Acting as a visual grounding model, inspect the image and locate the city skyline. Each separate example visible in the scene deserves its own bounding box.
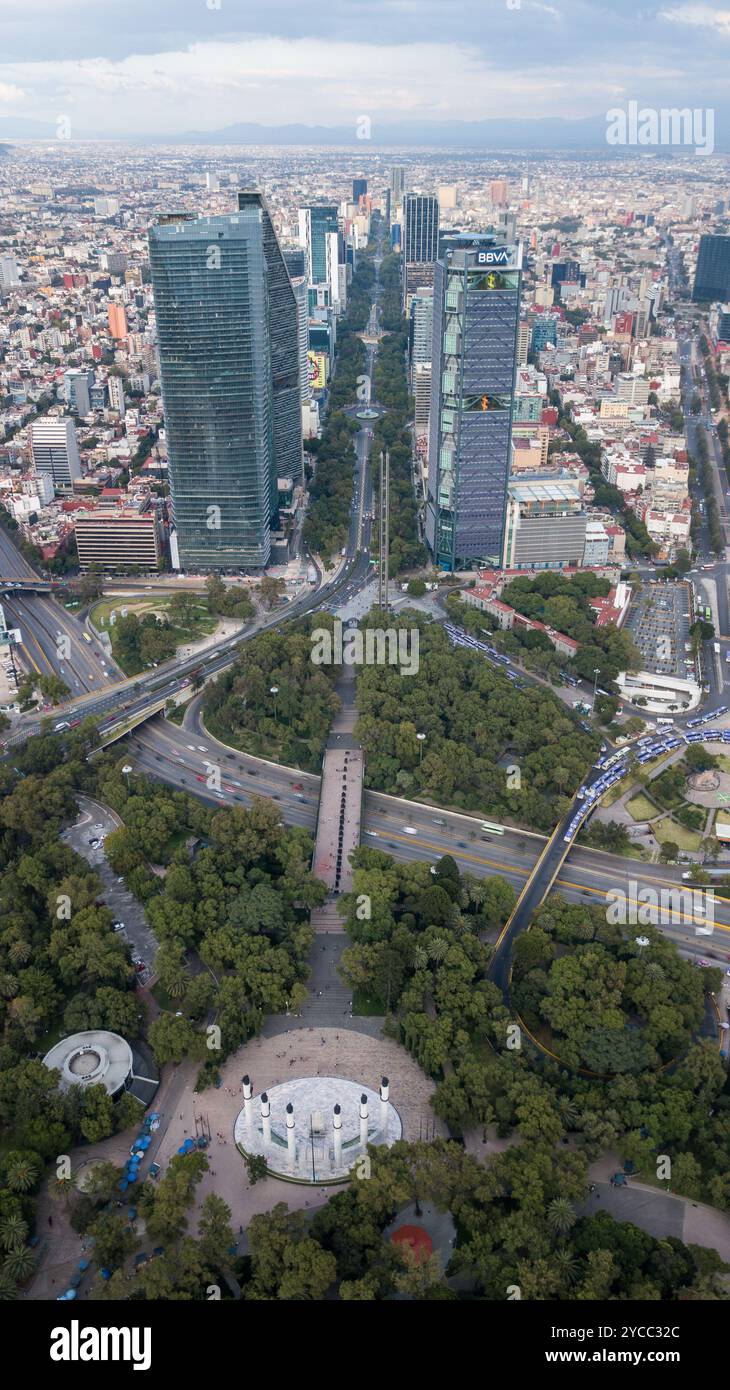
[0,1,729,139]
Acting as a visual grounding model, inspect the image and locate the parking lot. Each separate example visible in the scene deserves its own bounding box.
[62,796,158,984]
[625,582,692,680]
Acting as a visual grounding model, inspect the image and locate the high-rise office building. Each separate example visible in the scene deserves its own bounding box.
[0,254,20,289]
[352,178,367,204]
[426,235,522,570]
[64,368,94,417]
[402,194,439,264]
[73,499,162,571]
[390,166,405,208]
[108,375,126,417]
[108,302,128,340]
[31,416,82,493]
[238,190,303,502]
[490,179,508,207]
[291,275,310,403]
[283,247,306,279]
[410,287,434,379]
[531,313,558,354]
[693,235,730,303]
[149,197,301,571]
[298,205,338,285]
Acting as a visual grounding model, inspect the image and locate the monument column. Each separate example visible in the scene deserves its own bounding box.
[332,1103,342,1170]
[286,1102,296,1171]
[359,1094,369,1152]
[379,1077,389,1136]
[261,1092,271,1149]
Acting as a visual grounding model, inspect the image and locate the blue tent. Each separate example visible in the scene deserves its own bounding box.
[126,1171,138,1184]
[78,1259,90,1272]
[100,1268,112,1281]
[118,1179,128,1192]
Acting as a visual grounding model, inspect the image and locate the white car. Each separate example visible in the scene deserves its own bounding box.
[403,827,418,835]
[364,830,378,837]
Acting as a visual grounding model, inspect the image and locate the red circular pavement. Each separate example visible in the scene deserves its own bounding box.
[391,1225,433,1261]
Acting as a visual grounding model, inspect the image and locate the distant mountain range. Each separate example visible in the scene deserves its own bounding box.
[0,112,726,151]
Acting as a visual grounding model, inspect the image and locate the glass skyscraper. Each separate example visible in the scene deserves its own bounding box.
[426,235,522,571]
[693,235,730,303]
[402,194,439,264]
[149,197,301,571]
[298,205,338,285]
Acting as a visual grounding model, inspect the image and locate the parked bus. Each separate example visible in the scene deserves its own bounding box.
[480,821,505,836]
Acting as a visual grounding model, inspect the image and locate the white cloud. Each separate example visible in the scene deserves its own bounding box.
[0,34,654,131]
[0,82,25,103]
[660,5,730,35]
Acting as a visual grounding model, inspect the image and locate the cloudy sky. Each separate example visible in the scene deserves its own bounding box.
[0,0,728,136]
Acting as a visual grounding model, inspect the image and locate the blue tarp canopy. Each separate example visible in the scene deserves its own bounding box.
[78,1259,90,1271]
[118,1179,128,1192]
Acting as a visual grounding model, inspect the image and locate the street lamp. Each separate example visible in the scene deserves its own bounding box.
[270,685,279,722]
[591,667,600,713]
[416,731,426,763]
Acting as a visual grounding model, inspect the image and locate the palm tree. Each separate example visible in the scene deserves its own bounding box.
[557,1096,579,1129]
[553,1246,581,1286]
[8,940,30,968]
[3,1244,36,1283]
[0,1214,27,1251]
[427,938,449,964]
[546,1196,577,1240]
[0,1269,17,1301]
[5,1157,40,1194]
[411,945,429,972]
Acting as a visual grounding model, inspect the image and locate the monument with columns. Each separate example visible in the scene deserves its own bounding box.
[234,1074,401,1184]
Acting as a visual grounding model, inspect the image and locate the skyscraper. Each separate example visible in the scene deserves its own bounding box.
[298,205,338,285]
[390,166,405,208]
[291,275,310,403]
[108,302,128,340]
[149,198,301,571]
[238,190,303,504]
[64,367,94,417]
[352,178,367,204]
[426,235,522,571]
[0,254,20,289]
[31,416,82,494]
[693,235,730,302]
[402,194,439,264]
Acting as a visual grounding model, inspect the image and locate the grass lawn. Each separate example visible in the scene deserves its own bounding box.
[602,779,630,808]
[352,988,385,1017]
[626,793,659,821]
[653,815,704,852]
[90,593,218,675]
